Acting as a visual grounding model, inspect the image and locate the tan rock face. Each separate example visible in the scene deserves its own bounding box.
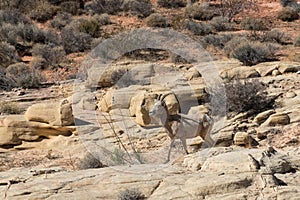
[25,98,74,127]
[0,115,74,146]
[254,110,276,124]
[220,66,260,80]
[262,113,291,126]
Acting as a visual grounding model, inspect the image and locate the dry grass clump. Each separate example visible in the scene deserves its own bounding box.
[118,188,146,200]
[209,16,234,32]
[122,0,153,18]
[61,27,92,53]
[77,152,104,170]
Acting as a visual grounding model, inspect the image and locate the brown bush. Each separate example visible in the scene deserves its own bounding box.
[225,79,273,117]
[277,7,299,22]
[145,13,168,27]
[157,0,186,8]
[184,20,212,36]
[185,2,217,21]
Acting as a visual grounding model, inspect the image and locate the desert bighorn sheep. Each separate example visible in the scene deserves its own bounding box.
[148,93,214,162]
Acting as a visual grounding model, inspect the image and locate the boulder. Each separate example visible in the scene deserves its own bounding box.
[278,62,300,74]
[234,132,252,147]
[255,62,278,77]
[25,98,74,126]
[262,113,290,127]
[253,110,276,124]
[0,115,74,146]
[220,66,260,80]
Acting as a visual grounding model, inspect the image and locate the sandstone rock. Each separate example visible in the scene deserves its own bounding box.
[278,62,300,74]
[25,98,74,126]
[234,132,251,146]
[255,62,278,77]
[253,110,275,124]
[286,91,296,98]
[220,66,260,80]
[262,113,290,126]
[272,69,281,76]
[0,115,74,146]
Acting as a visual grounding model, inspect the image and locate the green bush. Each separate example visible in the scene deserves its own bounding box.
[61,27,92,53]
[157,0,186,8]
[294,35,300,47]
[0,101,21,114]
[32,44,66,69]
[209,16,234,32]
[118,188,146,200]
[185,2,217,21]
[277,7,299,22]
[225,79,273,117]
[77,19,100,37]
[240,17,268,32]
[145,13,168,28]
[230,41,278,66]
[121,0,153,18]
[184,20,212,36]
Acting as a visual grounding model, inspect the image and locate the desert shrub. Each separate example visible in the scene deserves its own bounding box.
[16,71,43,89]
[185,2,217,21]
[30,57,47,70]
[77,152,104,169]
[0,42,20,68]
[61,27,92,53]
[202,33,234,49]
[277,7,299,22]
[263,29,290,44]
[184,20,212,36]
[121,0,153,18]
[44,30,61,45]
[32,44,66,68]
[0,9,31,25]
[219,0,258,21]
[28,1,58,22]
[6,63,29,78]
[145,13,168,28]
[224,36,249,56]
[77,19,100,37]
[0,101,21,114]
[294,35,300,47]
[157,0,186,8]
[230,41,278,66]
[209,16,234,32]
[280,0,297,7]
[93,13,111,26]
[240,17,268,32]
[225,79,273,117]
[0,68,14,90]
[16,23,46,43]
[118,188,146,200]
[50,12,72,29]
[60,1,80,15]
[280,0,300,10]
[84,0,123,15]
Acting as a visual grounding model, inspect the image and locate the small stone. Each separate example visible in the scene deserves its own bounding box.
[272,69,281,76]
[286,91,296,98]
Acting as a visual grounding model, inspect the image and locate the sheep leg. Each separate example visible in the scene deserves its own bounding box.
[166,138,175,163]
[181,138,189,154]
